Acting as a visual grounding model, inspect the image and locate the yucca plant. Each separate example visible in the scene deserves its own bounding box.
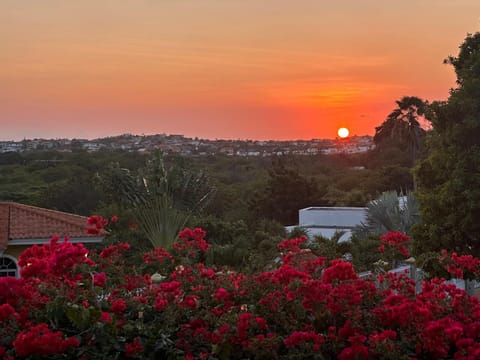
[353,190,420,239]
[98,153,215,249]
[134,194,189,248]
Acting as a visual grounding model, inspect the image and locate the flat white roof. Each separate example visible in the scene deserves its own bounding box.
[301,207,367,211]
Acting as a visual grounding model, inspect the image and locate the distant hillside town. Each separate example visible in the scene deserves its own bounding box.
[0,133,374,157]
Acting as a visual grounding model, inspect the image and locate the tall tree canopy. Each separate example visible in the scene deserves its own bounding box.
[374,96,430,166]
[250,158,326,225]
[413,32,480,258]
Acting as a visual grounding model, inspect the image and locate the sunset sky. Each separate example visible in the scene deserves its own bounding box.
[2,1,480,141]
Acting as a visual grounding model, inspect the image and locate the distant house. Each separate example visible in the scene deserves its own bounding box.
[286,206,367,242]
[0,202,103,278]
[219,147,235,156]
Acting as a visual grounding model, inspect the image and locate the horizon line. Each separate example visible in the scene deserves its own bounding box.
[0,132,373,143]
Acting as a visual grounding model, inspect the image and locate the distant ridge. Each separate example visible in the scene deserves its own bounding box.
[0,134,374,157]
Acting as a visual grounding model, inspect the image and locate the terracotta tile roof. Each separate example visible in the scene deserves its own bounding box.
[0,202,103,251]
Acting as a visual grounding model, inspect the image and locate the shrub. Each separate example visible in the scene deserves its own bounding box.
[0,222,479,359]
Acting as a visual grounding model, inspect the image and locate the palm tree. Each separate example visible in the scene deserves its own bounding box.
[353,190,420,239]
[374,96,431,166]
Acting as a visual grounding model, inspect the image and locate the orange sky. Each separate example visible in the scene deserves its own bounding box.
[2,1,480,140]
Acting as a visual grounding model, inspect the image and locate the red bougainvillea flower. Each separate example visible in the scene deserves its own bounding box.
[439,250,480,278]
[125,338,143,358]
[13,323,79,357]
[214,288,231,302]
[4,227,480,359]
[93,272,107,287]
[237,312,253,340]
[277,236,307,253]
[86,215,108,235]
[284,331,324,351]
[380,231,410,258]
[143,246,174,265]
[322,259,357,284]
[18,236,94,280]
[154,295,168,311]
[0,303,15,322]
[111,299,127,315]
[99,312,113,324]
[174,228,210,253]
[338,334,369,360]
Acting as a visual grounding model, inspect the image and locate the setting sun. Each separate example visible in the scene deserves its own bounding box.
[337,127,350,138]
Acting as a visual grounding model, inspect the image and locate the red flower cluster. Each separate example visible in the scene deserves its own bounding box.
[100,311,113,324]
[18,236,93,281]
[110,298,127,315]
[125,338,143,358]
[0,303,15,322]
[284,331,325,351]
[143,246,174,264]
[13,323,79,357]
[214,287,231,302]
[379,231,410,257]
[440,249,480,279]
[338,334,368,360]
[86,215,109,235]
[322,259,358,284]
[174,228,210,253]
[237,312,253,340]
[93,272,107,287]
[0,226,479,359]
[277,236,307,252]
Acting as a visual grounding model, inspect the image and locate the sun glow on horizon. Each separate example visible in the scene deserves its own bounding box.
[0,0,473,140]
[337,127,349,138]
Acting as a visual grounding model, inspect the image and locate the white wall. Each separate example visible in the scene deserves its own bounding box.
[299,207,367,227]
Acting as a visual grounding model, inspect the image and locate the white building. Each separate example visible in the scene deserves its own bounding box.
[287,206,367,242]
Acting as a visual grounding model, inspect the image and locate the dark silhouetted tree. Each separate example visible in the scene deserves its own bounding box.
[374,96,431,166]
[413,33,480,262]
[250,158,326,225]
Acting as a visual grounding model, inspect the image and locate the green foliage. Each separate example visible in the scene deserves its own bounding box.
[98,153,215,249]
[0,150,147,210]
[375,166,414,193]
[0,137,424,265]
[374,96,430,166]
[191,215,251,268]
[0,151,23,165]
[353,191,419,239]
[192,215,285,272]
[413,32,480,259]
[41,173,102,215]
[250,158,327,225]
[369,96,432,193]
[0,160,47,205]
[308,232,351,263]
[350,234,382,273]
[287,227,309,239]
[135,194,190,249]
[246,219,287,271]
[0,141,416,225]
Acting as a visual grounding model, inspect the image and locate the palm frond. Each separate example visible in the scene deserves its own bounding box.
[353,191,420,238]
[134,194,189,249]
